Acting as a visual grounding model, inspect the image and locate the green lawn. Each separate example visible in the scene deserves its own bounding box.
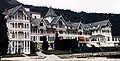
[42,50,73,55]
[2,54,24,58]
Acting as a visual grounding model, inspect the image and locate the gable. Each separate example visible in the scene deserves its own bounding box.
[53,16,67,26]
[38,19,47,27]
[12,8,29,19]
[77,22,84,29]
[4,5,31,20]
[57,18,66,25]
[106,21,112,27]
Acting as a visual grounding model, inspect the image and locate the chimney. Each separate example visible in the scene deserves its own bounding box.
[3,8,8,15]
[5,8,8,12]
[2,8,8,15]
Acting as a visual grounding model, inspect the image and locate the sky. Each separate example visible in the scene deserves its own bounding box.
[17,0,120,13]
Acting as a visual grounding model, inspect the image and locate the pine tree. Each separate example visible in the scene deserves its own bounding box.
[0,10,9,56]
[42,36,49,51]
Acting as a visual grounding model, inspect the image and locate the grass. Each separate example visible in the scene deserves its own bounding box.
[2,54,24,58]
[42,50,73,55]
[26,53,38,56]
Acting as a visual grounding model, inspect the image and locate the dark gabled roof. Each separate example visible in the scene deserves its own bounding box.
[67,21,83,29]
[45,7,57,17]
[73,22,83,29]
[3,5,31,19]
[51,16,61,25]
[44,20,50,25]
[50,16,67,26]
[83,20,111,30]
[66,22,74,27]
[31,19,40,26]
[3,5,22,16]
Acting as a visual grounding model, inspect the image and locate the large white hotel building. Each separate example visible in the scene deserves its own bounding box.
[3,5,120,54]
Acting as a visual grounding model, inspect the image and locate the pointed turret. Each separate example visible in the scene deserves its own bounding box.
[45,7,57,17]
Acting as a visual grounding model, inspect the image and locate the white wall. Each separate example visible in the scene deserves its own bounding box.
[32,13,41,19]
[25,8,30,12]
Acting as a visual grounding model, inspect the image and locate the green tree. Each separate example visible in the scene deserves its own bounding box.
[0,10,9,56]
[42,36,49,51]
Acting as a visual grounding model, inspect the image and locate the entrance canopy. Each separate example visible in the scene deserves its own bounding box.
[78,36,85,41]
[89,34,105,39]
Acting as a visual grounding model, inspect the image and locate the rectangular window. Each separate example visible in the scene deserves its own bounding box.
[108,37,110,41]
[34,16,37,19]
[102,30,110,33]
[36,36,37,41]
[59,31,63,34]
[25,33,26,38]
[33,36,35,41]
[12,32,15,38]
[112,38,114,41]
[59,21,62,25]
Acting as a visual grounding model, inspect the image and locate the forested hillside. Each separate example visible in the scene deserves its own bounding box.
[24,5,120,36]
[0,0,120,36]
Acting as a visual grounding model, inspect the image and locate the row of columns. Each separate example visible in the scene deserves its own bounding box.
[10,31,29,39]
[112,37,120,41]
[10,22,30,29]
[31,28,45,34]
[11,11,28,20]
[8,41,30,54]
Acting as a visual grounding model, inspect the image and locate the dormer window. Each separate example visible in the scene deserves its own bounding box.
[34,16,37,19]
[40,29,43,33]
[59,21,62,25]
[79,26,82,29]
[18,10,23,19]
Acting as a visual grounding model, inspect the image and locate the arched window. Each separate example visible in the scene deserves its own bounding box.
[18,11,23,19]
[40,29,43,33]
[59,21,62,25]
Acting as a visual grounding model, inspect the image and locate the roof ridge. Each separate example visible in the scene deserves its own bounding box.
[4,5,22,16]
[45,7,57,17]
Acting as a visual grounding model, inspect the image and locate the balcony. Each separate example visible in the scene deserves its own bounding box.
[10,28,30,31]
[10,38,30,41]
[10,19,30,23]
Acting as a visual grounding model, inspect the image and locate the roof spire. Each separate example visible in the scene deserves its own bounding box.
[45,7,57,17]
